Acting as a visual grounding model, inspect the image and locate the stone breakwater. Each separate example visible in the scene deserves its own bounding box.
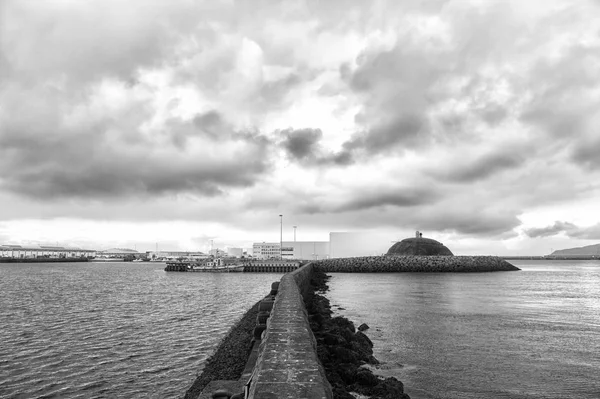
[306,269,410,399]
[314,255,520,273]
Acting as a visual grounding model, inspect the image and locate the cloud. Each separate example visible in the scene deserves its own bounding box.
[524,221,578,238]
[524,221,600,240]
[429,148,527,183]
[279,128,355,166]
[297,187,440,214]
[0,90,272,199]
[280,128,323,161]
[2,0,600,254]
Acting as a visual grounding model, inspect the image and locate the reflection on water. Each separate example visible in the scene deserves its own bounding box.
[327,260,600,399]
[0,262,283,398]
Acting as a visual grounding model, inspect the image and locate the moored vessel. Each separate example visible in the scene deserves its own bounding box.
[165,257,244,272]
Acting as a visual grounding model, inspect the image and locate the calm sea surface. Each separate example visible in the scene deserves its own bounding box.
[0,262,283,399]
[327,260,600,399]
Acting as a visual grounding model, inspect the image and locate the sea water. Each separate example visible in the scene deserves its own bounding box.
[0,262,283,398]
[326,260,600,399]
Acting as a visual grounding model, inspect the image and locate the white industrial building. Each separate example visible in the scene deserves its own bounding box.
[329,232,395,258]
[252,231,396,260]
[281,241,329,260]
[252,242,281,259]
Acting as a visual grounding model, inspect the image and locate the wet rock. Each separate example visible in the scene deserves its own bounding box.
[358,323,369,331]
[304,269,411,399]
[355,369,379,386]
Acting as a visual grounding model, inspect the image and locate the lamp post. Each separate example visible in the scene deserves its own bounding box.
[279,214,283,259]
[293,226,297,242]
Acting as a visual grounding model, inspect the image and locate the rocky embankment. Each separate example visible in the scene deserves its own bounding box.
[183,301,260,399]
[305,269,410,399]
[314,255,519,273]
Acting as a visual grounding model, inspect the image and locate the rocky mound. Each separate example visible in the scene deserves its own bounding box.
[387,237,453,256]
[314,255,520,273]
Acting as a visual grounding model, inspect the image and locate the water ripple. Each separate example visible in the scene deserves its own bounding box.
[0,262,284,398]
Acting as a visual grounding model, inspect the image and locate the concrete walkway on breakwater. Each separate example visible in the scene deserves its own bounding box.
[197,263,332,399]
[197,256,519,398]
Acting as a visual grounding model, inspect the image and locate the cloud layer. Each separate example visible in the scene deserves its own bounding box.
[1,0,600,252]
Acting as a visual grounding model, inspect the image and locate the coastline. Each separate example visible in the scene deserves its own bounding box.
[183,301,260,399]
[0,257,90,263]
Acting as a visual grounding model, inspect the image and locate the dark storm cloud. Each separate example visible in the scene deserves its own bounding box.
[430,149,526,183]
[525,221,600,240]
[280,128,355,166]
[344,114,428,154]
[0,106,272,199]
[281,128,323,160]
[571,136,600,170]
[519,43,600,141]
[524,221,577,238]
[296,187,440,214]
[337,189,439,212]
[418,209,521,237]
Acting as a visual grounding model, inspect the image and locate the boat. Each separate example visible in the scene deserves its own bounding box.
[165,257,245,272]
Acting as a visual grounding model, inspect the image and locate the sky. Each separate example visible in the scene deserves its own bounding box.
[1,0,600,255]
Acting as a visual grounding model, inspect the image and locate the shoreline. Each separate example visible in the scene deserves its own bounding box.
[305,269,410,399]
[183,301,260,399]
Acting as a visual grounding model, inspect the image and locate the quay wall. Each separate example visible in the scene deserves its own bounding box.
[246,263,332,398]
[314,255,520,272]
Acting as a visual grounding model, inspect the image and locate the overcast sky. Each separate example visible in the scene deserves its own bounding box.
[1,0,599,255]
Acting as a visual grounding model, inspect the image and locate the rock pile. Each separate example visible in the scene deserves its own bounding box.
[314,255,519,273]
[305,270,410,399]
[387,237,454,256]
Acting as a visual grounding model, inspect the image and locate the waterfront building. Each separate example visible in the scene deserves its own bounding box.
[97,248,140,259]
[147,251,208,260]
[252,232,398,260]
[252,242,281,259]
[0,244,96,259]
[329,232,396,258]
[281,241,329,260]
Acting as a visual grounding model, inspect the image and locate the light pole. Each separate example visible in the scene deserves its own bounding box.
[279,214,283,259]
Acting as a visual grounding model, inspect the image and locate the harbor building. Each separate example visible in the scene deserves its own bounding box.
[148,251,209,260]
[252,231,398,260]
[252,242,281,259]
[251,241,329,260]
[329,232,395,258]
[281,241,329,260]
[0,244,96,259]
[96,248,140,259]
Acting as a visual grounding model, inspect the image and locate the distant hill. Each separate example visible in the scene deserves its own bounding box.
[551,243,600,256]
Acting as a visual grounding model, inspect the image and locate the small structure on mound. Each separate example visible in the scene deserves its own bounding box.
[387,231,454,256]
